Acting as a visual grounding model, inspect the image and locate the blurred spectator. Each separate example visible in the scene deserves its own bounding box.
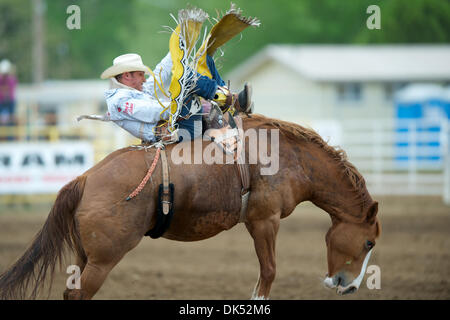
[0,59,17,127]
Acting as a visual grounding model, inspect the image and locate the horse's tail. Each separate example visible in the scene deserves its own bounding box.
[0,175,87,300]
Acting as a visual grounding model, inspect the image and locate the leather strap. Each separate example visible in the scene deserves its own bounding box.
[239,190,250,223]
[225,92,233,107]
[237,162,250,194]
[218,86,237,110]
[160,148,171,215]
[236,152,250,223]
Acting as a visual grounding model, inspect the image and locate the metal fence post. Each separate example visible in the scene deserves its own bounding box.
[408,120,417,194]
[444,119,450,205]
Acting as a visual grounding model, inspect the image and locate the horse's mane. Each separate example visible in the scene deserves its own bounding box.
[246,114,372,208]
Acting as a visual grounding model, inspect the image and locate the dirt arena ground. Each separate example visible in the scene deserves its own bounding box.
[0,195,449,300]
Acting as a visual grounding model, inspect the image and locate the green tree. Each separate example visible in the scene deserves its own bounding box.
[45,0,137,80]
[356,0,450,43]
[0,0,32,82]
[1,0,449,83]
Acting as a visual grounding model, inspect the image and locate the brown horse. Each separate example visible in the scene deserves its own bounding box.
[0,114,380,300]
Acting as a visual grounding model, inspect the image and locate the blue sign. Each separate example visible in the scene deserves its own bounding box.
[394,84,449,170]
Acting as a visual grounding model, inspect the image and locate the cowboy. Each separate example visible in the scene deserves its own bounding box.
[100,52,252,143]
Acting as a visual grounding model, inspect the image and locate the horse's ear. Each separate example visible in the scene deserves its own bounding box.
[375,219,381,238]
[366,201,378,225]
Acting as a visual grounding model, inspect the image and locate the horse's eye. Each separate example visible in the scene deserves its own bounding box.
[365,240,374,250]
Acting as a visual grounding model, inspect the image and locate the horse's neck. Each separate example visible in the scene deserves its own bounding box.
[293,143,368,223]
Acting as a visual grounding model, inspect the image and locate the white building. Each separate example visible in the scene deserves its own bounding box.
[226,44,450,124]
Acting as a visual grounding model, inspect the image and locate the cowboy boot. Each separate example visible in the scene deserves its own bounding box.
[236,83,253,113]
[213,83,253,114]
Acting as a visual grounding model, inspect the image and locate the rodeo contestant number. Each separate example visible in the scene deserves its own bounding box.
[223,304,271,315]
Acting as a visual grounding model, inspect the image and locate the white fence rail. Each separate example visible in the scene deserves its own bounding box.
[323,118,449,203]
[1,118,449,204]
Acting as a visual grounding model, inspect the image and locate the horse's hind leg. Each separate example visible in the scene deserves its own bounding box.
[63,254,87,299]
[64,260,118,300]
[63,214,143,299]
[245,213,280,299]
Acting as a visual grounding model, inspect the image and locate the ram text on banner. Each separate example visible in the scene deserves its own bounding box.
[0,142,94,194]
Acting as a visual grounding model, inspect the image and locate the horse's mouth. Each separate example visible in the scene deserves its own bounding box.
[323,275,359,295]
[336,284,357,295]
[325,249,374,296]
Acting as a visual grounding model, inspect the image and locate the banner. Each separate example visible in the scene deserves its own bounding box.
[0,142,94,194]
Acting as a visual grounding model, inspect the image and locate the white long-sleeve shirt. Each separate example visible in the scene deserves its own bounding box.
[104,52,173,142]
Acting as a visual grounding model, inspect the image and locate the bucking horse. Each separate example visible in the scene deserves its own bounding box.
[0,114,380,299]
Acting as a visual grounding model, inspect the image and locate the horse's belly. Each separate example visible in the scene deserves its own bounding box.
[163,162,242,241]
[162,210,240,241]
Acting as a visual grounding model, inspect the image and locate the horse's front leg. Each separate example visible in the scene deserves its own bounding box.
[245,213,280,299]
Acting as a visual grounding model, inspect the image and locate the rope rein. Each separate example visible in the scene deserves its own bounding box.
[126,147,162,201]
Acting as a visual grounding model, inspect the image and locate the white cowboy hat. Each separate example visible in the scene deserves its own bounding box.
[100,53,151,79]
[0,59,12,74]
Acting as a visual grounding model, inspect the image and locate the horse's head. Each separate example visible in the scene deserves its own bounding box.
[323,201,380,295]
